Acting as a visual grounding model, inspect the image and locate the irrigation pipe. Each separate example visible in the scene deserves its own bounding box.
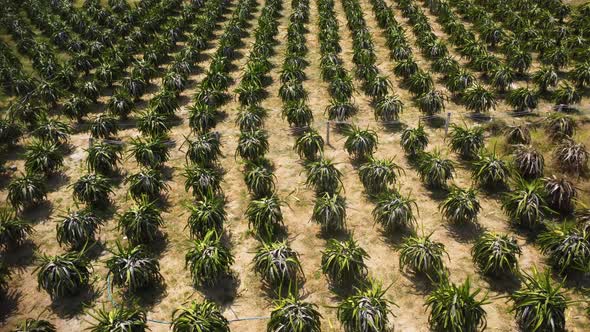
[106,275,269,324]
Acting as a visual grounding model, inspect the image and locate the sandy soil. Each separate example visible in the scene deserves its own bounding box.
[1,0,590,331]
[565,0,588,6]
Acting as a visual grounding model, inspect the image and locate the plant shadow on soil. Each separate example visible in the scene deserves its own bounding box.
[382,121,408,133]
[326,277,366,299]
[144,234,170,259]
[121,282,168,312]
[50,285,101,319]
[425,186,449,202]
[154,192,174,213]
[21,201,53,224]
[47,172,71,192]
[3,240,36,270]
[478,185,508,200]
[559,270,590,290]
[444,221,485,244]
[81,240,107,261]
[400,270,438,295]
[315,227,352,242]
[482,272,522,294]
[93,205,117,224]
[176,94,194,109]
[0,290,20,323]
[158,164,176,180]
[105,171,126,187]
[0,172,12,191]
[200,273,241,305]
[379,226,415,247]
[348,157,366,170]
[0,145,25,165]
[510,225,545,245]
[454,156,477,170]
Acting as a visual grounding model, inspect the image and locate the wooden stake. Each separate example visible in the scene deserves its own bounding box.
[326,121,330,146]
[444,112,451,137]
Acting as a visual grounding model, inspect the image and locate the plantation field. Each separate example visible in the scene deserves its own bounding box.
[1,0,590,331]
